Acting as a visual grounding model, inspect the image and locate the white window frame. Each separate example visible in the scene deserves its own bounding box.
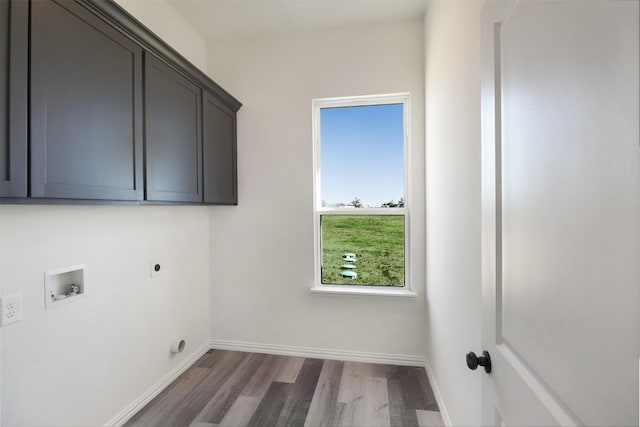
[311,93,416,297]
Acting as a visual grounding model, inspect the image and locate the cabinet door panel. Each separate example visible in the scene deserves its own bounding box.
[203,92,237,204]
[30,0,143,200]
[0,0,27,198]
[145,54,202,202]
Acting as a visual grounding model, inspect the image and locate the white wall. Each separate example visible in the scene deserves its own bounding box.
[207,20,427,358]
[114,0,207,73]
[0,206,210,426]
[0,3,211,425]
[424,1,483,425]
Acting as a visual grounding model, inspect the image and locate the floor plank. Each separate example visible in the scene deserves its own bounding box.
[241,354,282,398]
[273,356,306,383]
[416,409,445,427]
[195,349,228,369]
[276,358,324,427]
[217,395,261,427]
[388,377,419,427]
[242,354,303,399]
[388,366,439,411]
[304,359,345,427]
[338,376,390,427]
[126,351,443,427]
[360,377,390,427]
[125,367,212,426]
[127,351,248,427]
[337,361,385,404]
[246,381,292,426]
[193,352,266,424]
[415,367,439,411]
[189,423,217,427]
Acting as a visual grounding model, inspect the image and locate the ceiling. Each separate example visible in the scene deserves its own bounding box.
[168,0,429,42]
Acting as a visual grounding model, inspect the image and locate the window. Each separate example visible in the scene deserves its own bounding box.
[312,93,411,294]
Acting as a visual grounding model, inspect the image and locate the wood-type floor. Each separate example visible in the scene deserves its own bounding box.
[125,350,444,427]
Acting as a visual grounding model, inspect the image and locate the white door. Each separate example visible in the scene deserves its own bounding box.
[480,1,639,426]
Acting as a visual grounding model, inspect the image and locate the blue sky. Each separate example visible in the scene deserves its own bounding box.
[320,103,404,207]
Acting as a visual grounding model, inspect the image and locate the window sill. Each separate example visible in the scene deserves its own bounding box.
[310,285,418,298]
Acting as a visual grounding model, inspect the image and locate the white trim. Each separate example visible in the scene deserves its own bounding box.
[209,339,425,367]
[311,92,412,291]
[312,93,411,109]
[310,285,417,298]
[318,207,405,216]
[104,341,210,427]
[424,358,453,427]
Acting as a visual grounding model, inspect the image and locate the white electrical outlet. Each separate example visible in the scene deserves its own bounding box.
[0,294,23,326]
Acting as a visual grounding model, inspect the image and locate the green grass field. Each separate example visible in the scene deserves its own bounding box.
[321,215,405,286]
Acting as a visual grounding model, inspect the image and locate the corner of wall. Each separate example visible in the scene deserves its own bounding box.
[112,0,208,73]
[423,1,484,426]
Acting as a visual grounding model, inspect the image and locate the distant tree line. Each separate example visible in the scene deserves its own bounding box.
[347,197,405,208]
[381,197,404,208]
[322,197,405,208]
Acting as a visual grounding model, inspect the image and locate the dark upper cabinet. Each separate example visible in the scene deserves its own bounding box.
[203,91,237,205]
[145,53,203,203]
[30,0,144,200]
[0,0,28,197]
[0,0,240,205]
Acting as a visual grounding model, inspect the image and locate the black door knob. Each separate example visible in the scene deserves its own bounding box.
[466,351,492,374]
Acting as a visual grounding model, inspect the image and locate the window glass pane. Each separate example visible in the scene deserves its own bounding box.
[320,104,404,208]
[321,215,404,286]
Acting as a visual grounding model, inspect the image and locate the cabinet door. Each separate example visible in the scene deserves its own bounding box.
[0,0,27,198]
[30,0,143,200]
[145,54,203,203]
[203,92,237,204]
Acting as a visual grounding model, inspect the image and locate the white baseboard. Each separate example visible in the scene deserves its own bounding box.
[104,341,211,427]
[424,358,452,427]
[209,338,425,367]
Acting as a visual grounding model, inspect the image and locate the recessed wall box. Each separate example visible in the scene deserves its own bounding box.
[44,264,86,310]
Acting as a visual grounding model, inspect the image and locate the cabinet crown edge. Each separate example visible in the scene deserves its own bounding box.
[80,0,242,112]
